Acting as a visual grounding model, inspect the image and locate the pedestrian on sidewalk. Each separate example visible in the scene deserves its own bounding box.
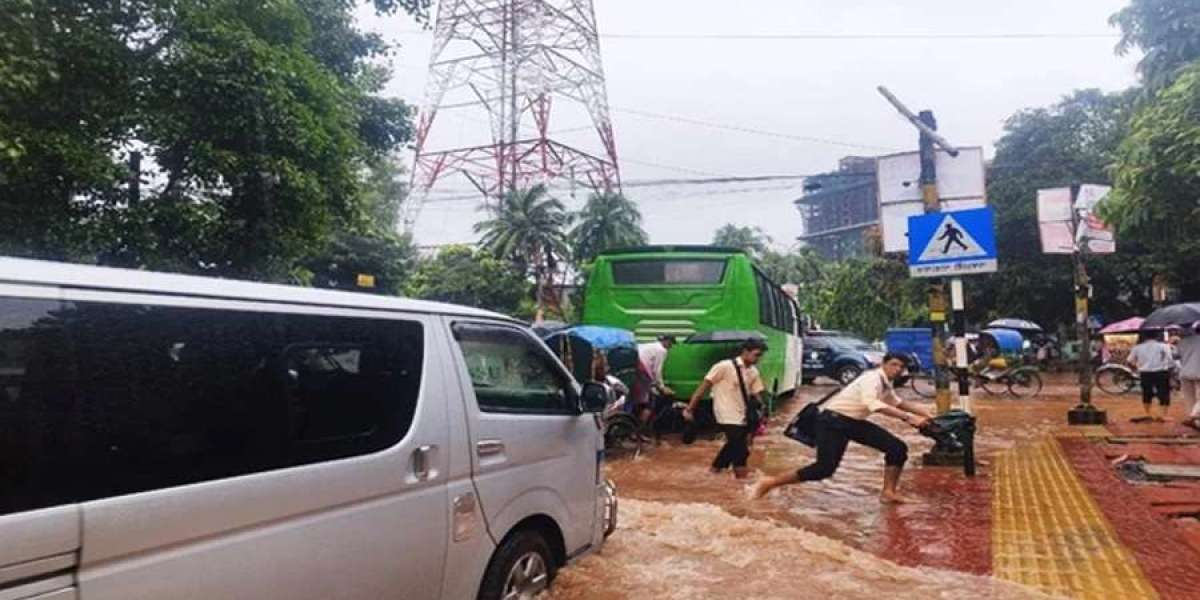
[751,353,933,504]
[682,339,767,480]
[1127,330,1174,423]
[1178,321,1200,430]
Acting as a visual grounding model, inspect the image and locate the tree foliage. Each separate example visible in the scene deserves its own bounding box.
[1112,0,1200,91]
[1103,63,1200,296]
[0,0,428,281]
[570,191,647,262]
[474,185,570,311]
[758,247,924,340]
[974,88,1153,330]
[712,224,770,258]
[407,245,529,315]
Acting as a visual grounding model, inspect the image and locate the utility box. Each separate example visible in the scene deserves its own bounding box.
[885,328,934,372]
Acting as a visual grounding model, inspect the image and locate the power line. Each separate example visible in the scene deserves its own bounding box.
[613,106,899,152]
[389,30,1119,41]
[601,32,1120,41]
[417,172,873,205]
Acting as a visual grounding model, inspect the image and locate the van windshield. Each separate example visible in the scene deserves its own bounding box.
[611,259,726,285]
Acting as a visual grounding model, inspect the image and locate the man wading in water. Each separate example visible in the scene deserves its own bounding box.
[683,340,767,479]
[751,353,933,503]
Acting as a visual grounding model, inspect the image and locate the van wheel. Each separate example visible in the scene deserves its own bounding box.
[478,529,556,600]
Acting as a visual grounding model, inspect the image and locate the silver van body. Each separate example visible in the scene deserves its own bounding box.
[0,257,615,600]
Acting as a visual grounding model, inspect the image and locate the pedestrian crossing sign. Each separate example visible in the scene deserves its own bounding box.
[907,207,997,278]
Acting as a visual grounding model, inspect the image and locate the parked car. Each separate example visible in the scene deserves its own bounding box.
[0,257,616,600]
[801,333,885,385]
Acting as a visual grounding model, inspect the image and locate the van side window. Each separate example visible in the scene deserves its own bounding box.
[452,323,574,414]
[0,297,424,517]
[0,298,74,516]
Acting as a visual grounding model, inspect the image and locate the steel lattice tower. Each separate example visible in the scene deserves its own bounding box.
[404,0,621,230]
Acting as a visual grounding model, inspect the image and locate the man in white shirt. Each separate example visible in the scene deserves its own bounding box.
[683,339,766,479]
[637,335,676,398]
[1128,331,1175,423]
[751,353,933,504]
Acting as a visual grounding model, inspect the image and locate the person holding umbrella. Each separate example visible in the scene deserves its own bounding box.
[1127,330,1174,423]
[1144,303,1200,429]
[1178,321,1200,430]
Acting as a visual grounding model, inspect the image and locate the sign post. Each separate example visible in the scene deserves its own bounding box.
[880,87,990,475]
[1037,185,1114,425]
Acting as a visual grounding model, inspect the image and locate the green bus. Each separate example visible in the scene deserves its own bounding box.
[581,246,803,404]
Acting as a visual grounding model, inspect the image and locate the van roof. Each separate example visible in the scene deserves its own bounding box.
[0,256,515,321]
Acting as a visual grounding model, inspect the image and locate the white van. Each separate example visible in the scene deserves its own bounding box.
[0,257,616,600]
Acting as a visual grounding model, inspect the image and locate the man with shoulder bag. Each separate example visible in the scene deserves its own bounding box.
[683,339,767,479]
[752,352,932,503]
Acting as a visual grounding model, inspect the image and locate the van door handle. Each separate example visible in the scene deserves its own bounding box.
[412,445,435,481]
[477,439,505,457]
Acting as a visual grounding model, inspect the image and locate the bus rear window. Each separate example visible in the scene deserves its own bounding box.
[611,260,726,285]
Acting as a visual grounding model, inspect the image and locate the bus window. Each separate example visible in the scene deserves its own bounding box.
[611,260,726,285]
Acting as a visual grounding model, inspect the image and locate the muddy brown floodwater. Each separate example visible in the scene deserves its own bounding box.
[550,374,1156,599]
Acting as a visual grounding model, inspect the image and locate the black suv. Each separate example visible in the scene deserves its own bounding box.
[801,332,884,385]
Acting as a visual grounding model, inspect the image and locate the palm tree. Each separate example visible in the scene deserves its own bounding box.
[474,185,570,313]
[712,224,771,258]
[570,191,648,263]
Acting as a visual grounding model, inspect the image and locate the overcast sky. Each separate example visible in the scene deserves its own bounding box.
[355,0,1140,249]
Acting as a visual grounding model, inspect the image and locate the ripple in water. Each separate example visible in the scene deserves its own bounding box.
[548,499,1058,600]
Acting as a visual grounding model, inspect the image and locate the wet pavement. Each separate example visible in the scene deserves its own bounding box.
[550,373,1200,599]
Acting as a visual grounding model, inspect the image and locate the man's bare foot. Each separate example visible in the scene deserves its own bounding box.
[749,480,771,500]
[733,468,753,480]
[880,491,915,504]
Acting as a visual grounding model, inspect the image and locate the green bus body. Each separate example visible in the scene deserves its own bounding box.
[581,246,803,403]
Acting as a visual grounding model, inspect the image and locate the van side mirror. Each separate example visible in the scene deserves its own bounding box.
[580,382,609,413]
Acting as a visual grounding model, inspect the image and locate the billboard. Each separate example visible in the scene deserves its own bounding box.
[877,146,987,253]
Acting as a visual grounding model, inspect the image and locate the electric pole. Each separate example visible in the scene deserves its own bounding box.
[879,87,964,417]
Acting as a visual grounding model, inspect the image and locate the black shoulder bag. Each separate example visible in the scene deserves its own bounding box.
[783,386,842,447]
[731,359,765,434]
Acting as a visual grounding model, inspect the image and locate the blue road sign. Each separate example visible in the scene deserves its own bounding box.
[907,207,998,278]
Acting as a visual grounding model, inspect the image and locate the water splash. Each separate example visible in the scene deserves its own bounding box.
[550,499,1057,600]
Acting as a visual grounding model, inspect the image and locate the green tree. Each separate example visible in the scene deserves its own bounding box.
[570,191,648,263]
[1111,0,1200,91]
[1103,63,1200,297]
[712,224,770,258]
[407,245,529,315]
[0,0,429,280]
[977,88,1150,330]
[474,185,570,313]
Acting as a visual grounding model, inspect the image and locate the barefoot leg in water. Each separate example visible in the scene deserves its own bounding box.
[880,466,914,504]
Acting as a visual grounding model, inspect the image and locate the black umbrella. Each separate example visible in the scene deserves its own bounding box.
[684,330,767,344]
[986,318,1043,333]
[1144,303,1200,329]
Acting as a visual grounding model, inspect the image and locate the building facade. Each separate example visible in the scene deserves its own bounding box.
[795,156,879,259]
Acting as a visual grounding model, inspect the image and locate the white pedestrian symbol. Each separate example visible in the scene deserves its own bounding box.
[918,214,987,262]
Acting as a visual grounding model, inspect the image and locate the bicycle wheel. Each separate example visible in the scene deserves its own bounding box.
[980,376,1007,395]
[910,373,937,399]
[1007,368,1043,398]
[1096,367,1136,395]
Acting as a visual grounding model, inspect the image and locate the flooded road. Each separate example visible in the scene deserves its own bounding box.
[552,375,1154,599]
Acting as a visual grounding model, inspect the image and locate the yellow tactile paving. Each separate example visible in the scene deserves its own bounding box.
[992,438,1158,600]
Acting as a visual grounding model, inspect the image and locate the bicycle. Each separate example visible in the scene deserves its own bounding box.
[911,364,1043,399]
[1095,363,1182,395]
